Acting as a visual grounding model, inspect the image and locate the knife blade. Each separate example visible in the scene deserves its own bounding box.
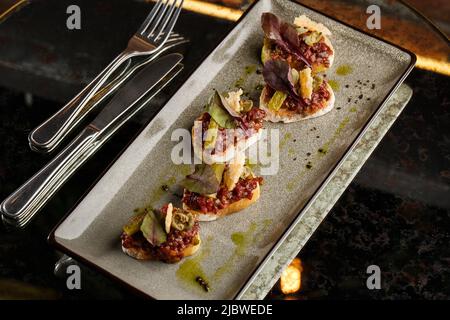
[90,53,183,133]
[11,63,185,227]
[1,54,184,225]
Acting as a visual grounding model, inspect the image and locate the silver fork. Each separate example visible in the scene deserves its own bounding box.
[2,56,185,228]
[29,33,187,153]
[28,0,184,152]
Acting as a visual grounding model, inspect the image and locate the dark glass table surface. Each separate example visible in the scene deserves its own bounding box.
[0,0,448,299]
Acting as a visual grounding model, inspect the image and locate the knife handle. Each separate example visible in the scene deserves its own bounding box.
[1,62,184,228]
[1,126,98,221]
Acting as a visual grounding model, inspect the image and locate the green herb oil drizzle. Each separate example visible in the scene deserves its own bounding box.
[176,236,212,292]
[336,64,353,76]
[328,79,340,91]
[213,219,272,280]
[234,64,257,88]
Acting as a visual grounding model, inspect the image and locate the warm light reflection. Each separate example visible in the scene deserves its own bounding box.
[416,54,450,76]
[146,0,242,21]
[280,258,302,294]
[0,0,28,21]
[147,0,449,76]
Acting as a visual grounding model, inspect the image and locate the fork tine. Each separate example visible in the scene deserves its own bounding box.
[137,0,164,35]
[152,0,184,43]
[151,0,179,41]
[167,32,182,42]
[166,35,185,43]
[160,37,189,51]
[142,0,171,37]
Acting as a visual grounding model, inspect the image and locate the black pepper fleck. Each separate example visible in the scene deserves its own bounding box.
[196,276,210,292]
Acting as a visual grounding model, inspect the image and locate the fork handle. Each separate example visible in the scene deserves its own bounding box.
[28,52,130,150]
[1,126,99,220]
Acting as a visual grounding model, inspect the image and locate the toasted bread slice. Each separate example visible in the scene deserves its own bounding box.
[260,83,335,123]
[183,182,260,221]
[183,235,201,256]
[121,234,201,261]
[192,116,262,164]
[121,234,153,260]
[294,15,334,72]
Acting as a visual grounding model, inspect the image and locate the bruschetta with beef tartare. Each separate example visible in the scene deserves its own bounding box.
[192,89,266,164]
[121,203,201,263]
[181,153,262,221]
[260,59,335,122]
[261,12,334,73]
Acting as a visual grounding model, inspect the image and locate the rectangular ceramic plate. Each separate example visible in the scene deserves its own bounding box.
[49,0,415,300]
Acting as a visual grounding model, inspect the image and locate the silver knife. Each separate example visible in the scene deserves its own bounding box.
[28,36,189,153]
[10,63,184,228]
[1,53,183,225]
[4,65,184,228]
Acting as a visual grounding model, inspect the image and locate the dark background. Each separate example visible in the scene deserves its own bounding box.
[0,0,448,299]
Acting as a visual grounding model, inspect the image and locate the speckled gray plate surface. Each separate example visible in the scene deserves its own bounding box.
[50,0,415,300]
